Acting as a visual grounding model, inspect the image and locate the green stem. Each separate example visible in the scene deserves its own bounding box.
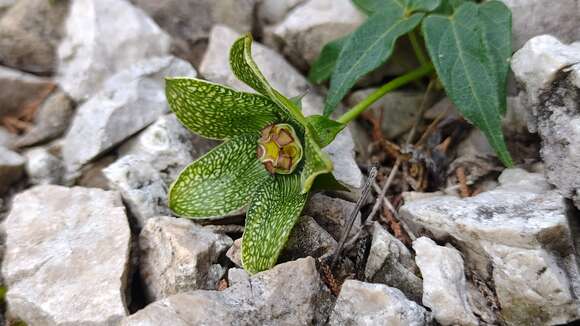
[337,64,434,125]
[409,30,428,66]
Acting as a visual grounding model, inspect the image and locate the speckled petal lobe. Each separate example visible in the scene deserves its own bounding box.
[242,174,308,273]
[166,77,283,140]
[169,135,270,218]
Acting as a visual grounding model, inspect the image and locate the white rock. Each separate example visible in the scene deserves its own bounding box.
[400,168,580,325]
[264,0,365,67]
[227,268,250,287]
[103,155,169,227]
[118,114,216,184]
[122,257,333,325]
[24,147,63,185]
[57,0,171,101]
[226,238,242,267]
[365,222,422,303]
[0,146,24,194]
[2,185,131,325]
[139,216,232,301]
[329,280,430,326]
[413,237,478,326]
[131,0,257,65]
[500,0,580,50]
[62,56,196,174]
[0,126,14,148]
[200,25,363,191]
[257,0,307,26]
[512,36,580,210]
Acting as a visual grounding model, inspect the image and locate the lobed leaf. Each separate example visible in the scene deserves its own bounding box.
[308,35,349,85]
[168,135,270,218]
[353,0,440,14]
[242,174,308,273]
[422,2,513,166]
[166,78,283,140]
[324,10,424,116]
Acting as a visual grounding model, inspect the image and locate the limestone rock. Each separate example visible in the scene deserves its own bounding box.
[365,222,422,303]
[0,66,53,118]
[304,193,361,241]
[264,0,365,68]
[139,216,232,301]
[130,0,257,66]
[0,146,24,194]
[103,155,169,227]
[2,185,131,325]
[414,237,478,326]
[0,0,68,74]
[122,257,333,325]
[329,280,430,326]
[512,35,580,209]
[257,0,307,26]
[16,90,74,148]
[200,25,363,191]
[282,215,337,261]
[400,168,580,325]
[500,0,580,50]
[23,147,63,185]
[62,56,195,175]
[57,0,171,101]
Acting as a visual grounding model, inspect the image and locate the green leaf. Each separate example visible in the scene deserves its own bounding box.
[308,35,349,84]
[434,0,473,15]
[310,172,350,192]
[301,137,333,193]
[168,135,270,218]
[478,1,511,114]
[353,0,440,14]
[166,78,283,140]
[422,2,513,166]
[242,174,308,273]
[324,11,424,116]
[306,115,345,148]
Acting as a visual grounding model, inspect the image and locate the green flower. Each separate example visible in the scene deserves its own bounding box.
[165,34,345,273]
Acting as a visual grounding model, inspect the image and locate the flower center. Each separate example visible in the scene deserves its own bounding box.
[256,123,303,174]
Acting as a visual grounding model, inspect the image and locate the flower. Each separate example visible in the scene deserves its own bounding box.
[165,34,345,273]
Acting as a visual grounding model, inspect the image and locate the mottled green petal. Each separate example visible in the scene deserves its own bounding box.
[300,137,333,193]
[166,77,283,140]
[169,135,269,218]
[242,174,308,273]
[229,34,304,122]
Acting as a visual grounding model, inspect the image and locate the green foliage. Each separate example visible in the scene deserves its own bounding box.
[423,1,513,165]
[310,0,514,166]
[167,34,343,274]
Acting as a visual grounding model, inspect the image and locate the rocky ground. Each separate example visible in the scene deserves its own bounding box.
[0,0,579,325]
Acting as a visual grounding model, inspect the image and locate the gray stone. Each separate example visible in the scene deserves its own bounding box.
[365,222,422,303]
[263,0,365,68]
[62,56,196,174]
[23,147,63,185]
[118,113,216,184]
[414,237,478,326]
[0,66,53,118]
[139,216,232,301]
[130,0,257,66]
[257,0,307,26]
[282,215,337,260]
[2,185,131,325]
[200,25,363,191]
[57,0,171,101]
[0,126,14,148]
[329,280,430,326]
[103,155,169,227]
[0,146,24,194]
[304,193,361,241]
[0,0,68,74]
[512,35,580,210]
[347,90,425,139]
[400,168,580,325]
[16,90,74,147]
[122,257,333,326]
[500,0,580,50]
[226,238,242,267]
